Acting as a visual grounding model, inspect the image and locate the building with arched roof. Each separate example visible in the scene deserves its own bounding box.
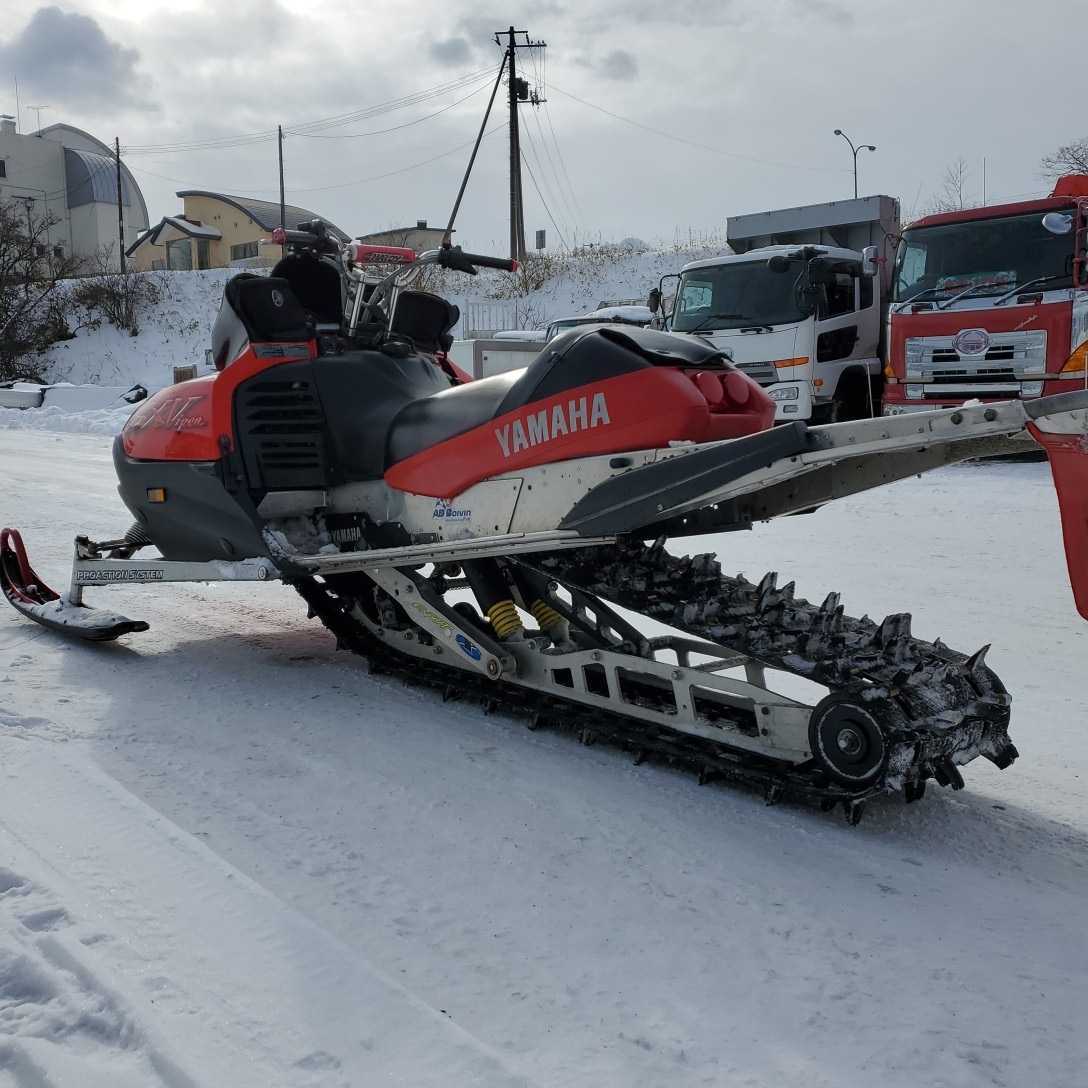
[0,117,150,268]
[127,190,349,272]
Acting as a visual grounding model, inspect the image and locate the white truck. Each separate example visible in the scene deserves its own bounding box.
[657,195,900,422]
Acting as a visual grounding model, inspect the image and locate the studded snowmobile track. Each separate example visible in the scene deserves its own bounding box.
[292,535,1018,824]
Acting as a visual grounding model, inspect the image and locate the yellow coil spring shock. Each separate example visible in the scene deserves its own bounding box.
[530,599,567,638]
[487,599,523,639]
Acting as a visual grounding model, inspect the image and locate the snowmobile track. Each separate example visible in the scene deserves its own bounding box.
[293,536,1018,822]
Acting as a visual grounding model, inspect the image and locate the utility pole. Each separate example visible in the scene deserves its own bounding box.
[115,137,126,272]
[494,26,546,263]
[278,124,286,257]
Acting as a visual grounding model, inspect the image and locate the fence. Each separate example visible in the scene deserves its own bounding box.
[460,300,532,337]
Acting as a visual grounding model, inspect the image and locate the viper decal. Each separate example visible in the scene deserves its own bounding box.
[495,392,611,458]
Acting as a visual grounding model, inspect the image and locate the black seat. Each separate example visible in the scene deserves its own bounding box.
[385,371,521,466]
[211,274,312,369]
[390,291,461,354]
[271,253,344,325]
[384,325,731,466]
[496,323,733,415]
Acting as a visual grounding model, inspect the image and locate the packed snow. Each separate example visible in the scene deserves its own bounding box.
[1,428,1085,1086]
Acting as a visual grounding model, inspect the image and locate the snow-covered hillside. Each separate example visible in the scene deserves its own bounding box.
[24,244,725,394]
[0,430,1085,1086]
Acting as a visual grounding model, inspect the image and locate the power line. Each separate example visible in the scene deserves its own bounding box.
[520,147,569,250]
[121,67,495,154]
[127,124,508,197]
[549,83,852,175]
[288,78,492,140]
[542,100,584,227]
[527,105,580,237]
[521,121,574,243]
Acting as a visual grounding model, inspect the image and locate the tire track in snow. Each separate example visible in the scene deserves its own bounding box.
[0,738,537,1087]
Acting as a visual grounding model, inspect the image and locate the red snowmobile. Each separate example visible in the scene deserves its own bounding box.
[4,222,1087,821]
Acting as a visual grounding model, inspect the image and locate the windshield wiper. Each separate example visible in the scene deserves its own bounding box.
[992,275,1067,306]
[683,312,744,333]
[739,324,773,333]
[935,279,1010,310]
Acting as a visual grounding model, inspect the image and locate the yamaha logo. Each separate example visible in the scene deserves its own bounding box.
[953,328,990,357]
[270,289,285,308]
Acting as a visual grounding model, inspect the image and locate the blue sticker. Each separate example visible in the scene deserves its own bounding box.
[455,633,482,660]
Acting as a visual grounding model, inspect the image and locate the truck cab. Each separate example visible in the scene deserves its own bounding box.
[667,244,882,422]
[884,176,1088,414]
[658,195,899,423]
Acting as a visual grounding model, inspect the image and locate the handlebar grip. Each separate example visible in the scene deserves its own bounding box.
[270,227,320,246]
[458,252,519,272]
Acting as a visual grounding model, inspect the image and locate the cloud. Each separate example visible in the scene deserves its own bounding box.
[791,0,853,25]
[430,36,474,65]
[599,49,639,81]
[573,47,640,82]
[0,6,149,111]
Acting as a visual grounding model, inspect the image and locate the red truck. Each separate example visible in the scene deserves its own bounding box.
[884,175,1088,413]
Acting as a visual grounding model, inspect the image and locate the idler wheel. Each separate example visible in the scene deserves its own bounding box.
[808,694,887,787]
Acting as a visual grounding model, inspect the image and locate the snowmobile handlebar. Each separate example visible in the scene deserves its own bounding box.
[432,247,519,275]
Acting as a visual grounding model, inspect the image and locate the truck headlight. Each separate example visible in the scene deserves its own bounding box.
[1021,381,1043,396]
[768,386,800,402]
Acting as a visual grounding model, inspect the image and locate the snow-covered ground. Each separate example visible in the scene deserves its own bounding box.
[1,427,1085,1086]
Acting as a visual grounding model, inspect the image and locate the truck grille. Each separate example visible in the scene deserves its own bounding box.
[905,330,1046,384]
[732,360,778,384]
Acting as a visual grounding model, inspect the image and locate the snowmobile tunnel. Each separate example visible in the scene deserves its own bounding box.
[558,421,812,536]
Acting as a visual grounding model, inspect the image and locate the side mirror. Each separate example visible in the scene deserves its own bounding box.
[1042,212,1073,236]
[767,255,791,273]
[646,286,661,314]
[861,245,879,277]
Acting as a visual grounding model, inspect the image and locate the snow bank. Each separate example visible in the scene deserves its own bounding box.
[0,404,133,435]
[24,245,725,392]
[32,268,236,393]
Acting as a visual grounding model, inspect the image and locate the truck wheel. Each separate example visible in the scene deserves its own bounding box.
[826,372,875,422]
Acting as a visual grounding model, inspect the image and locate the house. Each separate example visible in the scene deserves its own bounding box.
[0,116,150,268]
[127,190,349,272]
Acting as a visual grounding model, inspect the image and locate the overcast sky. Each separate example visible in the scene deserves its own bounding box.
[0,0,1083,251]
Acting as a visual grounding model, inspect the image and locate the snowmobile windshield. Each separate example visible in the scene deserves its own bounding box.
[892,211,1075,304]
[671,263,807,332]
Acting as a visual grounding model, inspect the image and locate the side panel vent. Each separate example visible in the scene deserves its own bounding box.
[234,371,329,490]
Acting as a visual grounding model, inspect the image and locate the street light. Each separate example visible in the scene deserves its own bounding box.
[834,129,876,199]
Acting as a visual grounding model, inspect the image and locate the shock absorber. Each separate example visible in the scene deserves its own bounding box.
[511,568,571,646]
[462,559,523,640]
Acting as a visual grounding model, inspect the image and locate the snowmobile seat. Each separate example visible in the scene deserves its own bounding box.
[384,324,733,466]
[385,371,522,467]
[390,291,461,354]
[494,324,732,416]
[211,274,312,369]
[271,253,344,326]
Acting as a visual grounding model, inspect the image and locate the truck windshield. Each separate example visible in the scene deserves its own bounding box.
[671,263,807,332]
[892,211,1074,304]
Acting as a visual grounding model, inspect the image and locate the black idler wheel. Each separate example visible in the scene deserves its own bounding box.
[808,693,888,788]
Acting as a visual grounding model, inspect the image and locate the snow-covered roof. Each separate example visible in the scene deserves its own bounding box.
[126,216,223,255]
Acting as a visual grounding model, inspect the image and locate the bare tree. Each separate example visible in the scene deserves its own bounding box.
[72,246,163,336]
[0,201,81,381]
[1040,138,1088,180]
[923,157,974,215]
